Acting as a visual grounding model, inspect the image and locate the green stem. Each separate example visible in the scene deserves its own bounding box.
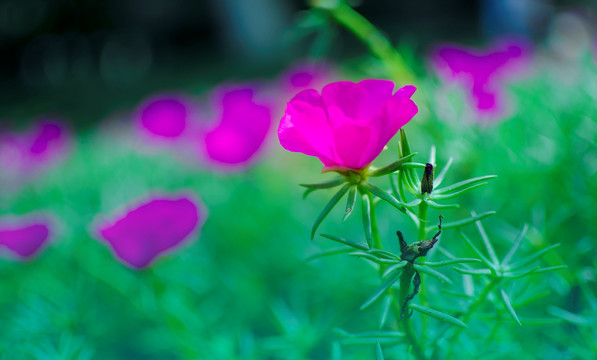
[311,0,415,84]
[450,277,500,340]
[367,191,382,251]
[417,200,428,241]
[397,263,426,360]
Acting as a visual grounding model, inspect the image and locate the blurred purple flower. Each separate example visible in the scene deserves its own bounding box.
[0,217,51,259]
[0,120,69,174]
[202,87,271,168]
[135,94,195,140]
[279,62,333,95]
[432,40,531,117]
[96,195,203,269]
[278,79,418,171]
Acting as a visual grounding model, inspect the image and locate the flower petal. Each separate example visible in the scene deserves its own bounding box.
[0,221,50,259]
[333,122,372,169]
[322,79,394,126]
[278,89,336,165]
[97,197,201,269]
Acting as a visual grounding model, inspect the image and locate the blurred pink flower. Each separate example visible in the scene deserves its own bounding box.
[431,40,531,116]
[202,88,271,168]
[96,195,203,269]
[278,79,418,171]
[279,62,333,95]
[135,94,194,139]
[0,120,69,174]
[0,217,51,259]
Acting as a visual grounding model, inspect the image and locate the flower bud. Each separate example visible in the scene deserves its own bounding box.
[421,163,434,194]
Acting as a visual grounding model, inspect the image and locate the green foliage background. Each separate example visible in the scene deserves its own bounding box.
[1,4,596,360]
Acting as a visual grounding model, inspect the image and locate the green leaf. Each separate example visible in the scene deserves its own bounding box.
[343,186,358,222]
[430,182,489,200]
[402,162,427,169]
[360,190,373,248]
[501,224,528,266]
[426,211,496,233]
[527,265,568,275]
[434,157,453,187]
[304,247,354,262]
[433,175,497,194]
[376,341,384,360]
[368,153,417,177]
[300,178,345,189]
[419,258,482,267]
[399,128,411,157]
[414,264,453,284]
[457,230,494,268]
[409,303,468,328]
[452,267,492,276]
[382,261,408,278]
[499,288,522,325]
[379,295,392,328]
[513,290,550,308]
[507,244,561,271]
[368,249,401,260]
[350,252,402,265]
[474,214,500,266]
[320,234,369,250]
[360,268,402,310]
[363,182,407,213]
[425,199,460,210]
[311,184,350,239]
[547,306,593,326]
[503,266,540,279]
[335,329,405,339]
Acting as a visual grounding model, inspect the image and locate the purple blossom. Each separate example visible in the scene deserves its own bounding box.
[0,120,69,174]
[0,217,51,259]
[202,87,271,168]
[431,40,531,117]
[135,94,195,140]
[95,195,203,269]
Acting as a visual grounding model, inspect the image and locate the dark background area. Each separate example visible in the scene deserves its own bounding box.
[0,0,594,128]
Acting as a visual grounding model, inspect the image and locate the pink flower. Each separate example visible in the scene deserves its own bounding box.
[278,79,418,170]
[95,195,204,269]
[431,40,531,116]
[202,87,271,168]
[279,62,334,94]
[0,217,51,259]
[135,94,194,139]
[0,120,69,174]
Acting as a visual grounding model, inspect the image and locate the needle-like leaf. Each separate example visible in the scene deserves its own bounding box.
[320,234,369,250]
[414,264,453,284]
[360,189,373,248]
[474,214,500,265]
[433,175,497,194]
[434,157,453,187]
[426,211,496,233]
[501,224,529,266]
[363,182,407,213]
[409,303,468,328]
[311,184,350,239]
[419,258,482,267]
[507,244,561,271]
[368,153,417,177]
[304,247,354,262]
[430,182,488,200]
[499,288,522,325]
[426,199,460,210]
[343,186,358,222]
[457,230,494,268]
[360,268,402,310]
